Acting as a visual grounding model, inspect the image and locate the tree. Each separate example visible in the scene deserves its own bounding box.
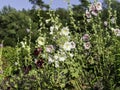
[28,0,49,10]
[0,6,38,46]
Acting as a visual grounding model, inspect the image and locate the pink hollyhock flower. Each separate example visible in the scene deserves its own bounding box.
[70,41,76,49]
[46,45,54,53]
[89,4,96,12]
[82,34,90,41]
[91,10,98,16]
[85,10,91,18]
[95,2,102,11]
[83,42,91,49]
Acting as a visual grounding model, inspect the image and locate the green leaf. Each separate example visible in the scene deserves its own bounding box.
[71,72,79,78]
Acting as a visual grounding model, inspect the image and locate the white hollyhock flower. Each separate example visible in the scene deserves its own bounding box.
[83,42,91,49]
[111,17,115,24]
[54,54,59,60]
[104,21,108,26]
[46,19,50,23]
[87,19,91,22]
[59,56,66,61]
[48,56,54,64]
[50,25,58,34]
[55,61,59,68]
[20,41,26,48]
[26,28,30,33]
[63,42,72,51]
[69,53,74,57]
[60,27,70,36]
[36,37,45,46]
[95,2,102,11]
[112,28,120,36]
[15,62,18,65]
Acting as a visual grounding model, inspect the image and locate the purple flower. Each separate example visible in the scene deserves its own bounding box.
[23,65,32,74]
[35,59,44,68]
[33,47,42,56]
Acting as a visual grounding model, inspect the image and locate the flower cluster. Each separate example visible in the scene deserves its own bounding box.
[34,25,76,68]
[32,47,44,68]
[47,26,75,67]
[82,34,91,49]
[85,2,102,22]
[104,16,116,27]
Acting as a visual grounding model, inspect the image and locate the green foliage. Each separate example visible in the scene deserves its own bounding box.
[0,0,120,89]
